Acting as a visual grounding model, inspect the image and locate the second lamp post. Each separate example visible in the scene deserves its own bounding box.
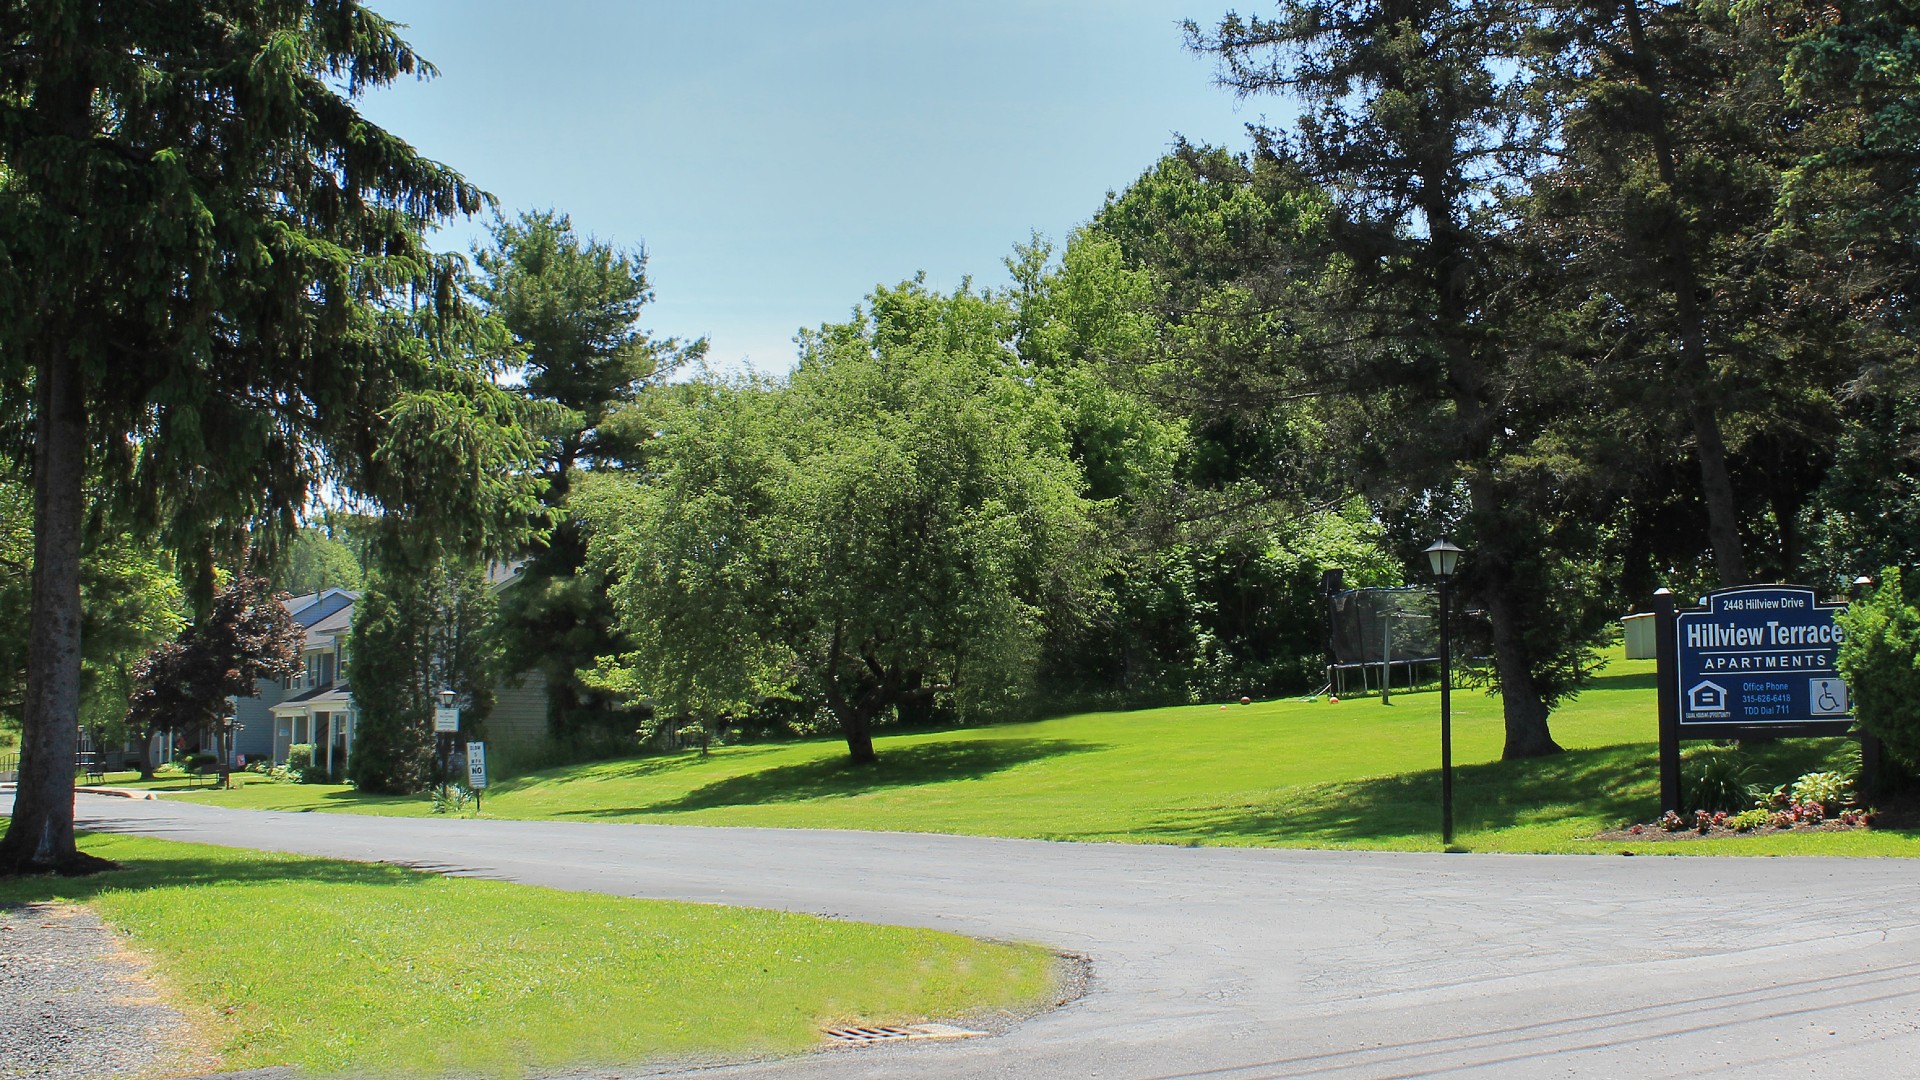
[1424,538,1463,848]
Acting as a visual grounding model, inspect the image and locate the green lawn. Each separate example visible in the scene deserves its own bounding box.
[0,834,1059,1078]
[139,649,1920,855]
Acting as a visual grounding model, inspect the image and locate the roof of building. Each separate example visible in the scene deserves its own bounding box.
[286,588,358,627]
[270,685,351,713]
[304,603,354,641]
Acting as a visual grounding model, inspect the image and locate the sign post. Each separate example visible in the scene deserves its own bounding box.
[465,741,487,812]
[1656,584,1855,813]
[1655,589,1682,815]
[433,700,459,786]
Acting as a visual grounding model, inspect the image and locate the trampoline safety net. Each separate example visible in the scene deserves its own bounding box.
[1329,587,1439,666]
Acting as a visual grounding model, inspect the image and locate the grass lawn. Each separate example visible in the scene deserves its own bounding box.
[140,649,1920,855]
[0,834,1059,1078]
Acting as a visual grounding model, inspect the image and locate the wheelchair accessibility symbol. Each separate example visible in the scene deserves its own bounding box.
[1808,678,1850,717]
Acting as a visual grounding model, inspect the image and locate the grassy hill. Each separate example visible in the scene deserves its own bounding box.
[144,649,1915,855]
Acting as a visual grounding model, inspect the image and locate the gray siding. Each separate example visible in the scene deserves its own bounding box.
[488,670,549,751]
[232,677,286,760]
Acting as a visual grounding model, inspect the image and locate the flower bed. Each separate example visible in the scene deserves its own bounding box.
[1594,805,1873,842]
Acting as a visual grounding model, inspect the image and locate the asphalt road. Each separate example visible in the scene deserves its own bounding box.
[20,791,1920,1079]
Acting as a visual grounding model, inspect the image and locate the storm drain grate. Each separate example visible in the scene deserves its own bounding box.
[823,1023,987,1046]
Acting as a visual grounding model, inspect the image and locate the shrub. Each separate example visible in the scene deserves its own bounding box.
[1837,568,1920,769]
[287,743,315,774]
[429,783,473,815]
[1681,745,1758,813]
[1728,808,1770,832]
[1789,771,1852,812]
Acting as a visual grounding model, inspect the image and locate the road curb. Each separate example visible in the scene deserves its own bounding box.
[73,785,158,800]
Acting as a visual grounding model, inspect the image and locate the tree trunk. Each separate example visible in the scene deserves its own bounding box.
[1468,476,1565,761]
[1481,573,1565,759]
[0,346,111,876]
[839,711,878,765]
[819,623,883,764]
[822,674,882,764]
[1771,488,1801,582]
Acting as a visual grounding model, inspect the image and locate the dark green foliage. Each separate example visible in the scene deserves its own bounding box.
[1778,0,1920,275]
[0,0,541,874]
[473,210,704,489]
[343,580,434,794]
[347,558,500,794]
[1180,3,1607,757]
[1837,568,1920,770]
[476,210,703,744]
[1680,745,1759,814]
[1806,377,1920,582]
[0,0,535,576]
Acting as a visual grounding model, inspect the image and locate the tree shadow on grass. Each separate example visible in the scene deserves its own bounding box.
[1134,733,1886,846]
[558,737,1105,816]
[493,752,700,793]
[0,832,426,907]
[1131,743,1664,845]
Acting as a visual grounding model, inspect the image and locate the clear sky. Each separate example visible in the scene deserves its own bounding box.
[357,1,1277,372]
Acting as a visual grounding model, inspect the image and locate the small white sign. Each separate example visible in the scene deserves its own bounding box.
[466,742,488,790]
[434,706,460,733]
[1809,678,1850,717]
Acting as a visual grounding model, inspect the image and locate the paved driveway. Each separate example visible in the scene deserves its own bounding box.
[22,792,1920,1078]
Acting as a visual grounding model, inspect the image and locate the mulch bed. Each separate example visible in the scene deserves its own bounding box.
[1592,788,1920,843]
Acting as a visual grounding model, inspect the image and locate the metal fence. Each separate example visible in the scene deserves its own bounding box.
[0,752,17,784]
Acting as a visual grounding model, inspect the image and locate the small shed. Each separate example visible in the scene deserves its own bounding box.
[1622,612,1657,660]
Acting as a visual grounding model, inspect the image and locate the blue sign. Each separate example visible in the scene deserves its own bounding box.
[1675,586,1852,727]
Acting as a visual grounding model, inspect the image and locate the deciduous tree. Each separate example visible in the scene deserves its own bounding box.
[123,572,302,778]
[587,282,1100,763]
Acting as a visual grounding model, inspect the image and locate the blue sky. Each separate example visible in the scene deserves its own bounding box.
[359,1,1276,372]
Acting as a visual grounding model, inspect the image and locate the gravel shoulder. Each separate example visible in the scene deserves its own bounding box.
[0,902,215,1080]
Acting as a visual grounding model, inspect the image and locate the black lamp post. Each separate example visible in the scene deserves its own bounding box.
[436,688,457,786]
[1425,538,1464,848]
[218,712,237,790]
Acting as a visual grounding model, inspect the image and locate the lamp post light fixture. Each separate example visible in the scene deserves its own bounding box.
[1424,539,1464,848]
